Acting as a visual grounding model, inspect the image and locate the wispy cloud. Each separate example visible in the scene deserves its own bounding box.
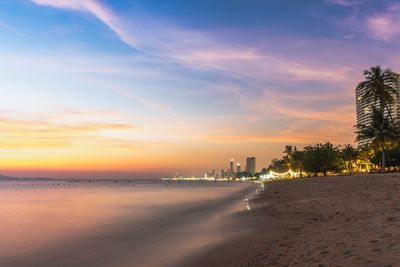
[31,0,137,47]
[30,0,351,84]
[326,0,361,6]
[207,123,354,144]
[367,4,400,41]
[0,20,20,34]
[26,0,382,175]
[367,16,400,40]
[0,109,137,149]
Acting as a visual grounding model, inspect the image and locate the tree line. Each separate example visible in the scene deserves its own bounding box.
[266,143,356,177]
[265,65,400,178]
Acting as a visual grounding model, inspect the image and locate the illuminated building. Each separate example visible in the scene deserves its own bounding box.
[245,157,256,175]
[356,71,400,146]
[229,158,234,178]
[236,163,241,174]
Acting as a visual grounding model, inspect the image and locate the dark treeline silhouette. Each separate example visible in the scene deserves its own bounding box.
[268,143,356,178]
[265,66,400,178]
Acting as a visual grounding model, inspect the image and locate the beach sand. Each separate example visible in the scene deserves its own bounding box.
[187,174,400,267]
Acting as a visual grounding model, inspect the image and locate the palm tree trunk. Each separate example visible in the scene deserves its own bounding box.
[349,160,352,174]
[381,144,386,173]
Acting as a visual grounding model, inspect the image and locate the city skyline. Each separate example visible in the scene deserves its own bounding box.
[2,0,400,178]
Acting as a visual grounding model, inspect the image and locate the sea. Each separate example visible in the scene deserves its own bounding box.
[0,179,256,267]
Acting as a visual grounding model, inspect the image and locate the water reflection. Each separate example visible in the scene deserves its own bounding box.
[0,180,255,267]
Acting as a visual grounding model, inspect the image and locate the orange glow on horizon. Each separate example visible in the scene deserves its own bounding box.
[0,108,357,178]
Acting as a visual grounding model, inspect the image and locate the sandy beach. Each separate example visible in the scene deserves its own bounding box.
[188,174,400,267]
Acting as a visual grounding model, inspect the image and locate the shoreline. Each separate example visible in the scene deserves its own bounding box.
[187,173,400,266]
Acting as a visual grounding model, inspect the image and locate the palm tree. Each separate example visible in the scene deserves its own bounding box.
[356,107,399,172]
[357,66,398,123]
[341,144,357,174]
[292,149,304,177]
[283,145,294,175]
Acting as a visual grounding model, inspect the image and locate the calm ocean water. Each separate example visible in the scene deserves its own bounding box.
[0,180,255,267]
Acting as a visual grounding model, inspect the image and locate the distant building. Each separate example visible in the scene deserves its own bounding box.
[246,157,256,175]
[236,163,241,174]
[356,71,400,146]
[221,169,225,178]
[229,158,234,178]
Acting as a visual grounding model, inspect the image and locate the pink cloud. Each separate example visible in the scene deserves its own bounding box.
[367,16,400,40]
[367,4,400,41]
[30,0,351,84]
[29,0,369,149]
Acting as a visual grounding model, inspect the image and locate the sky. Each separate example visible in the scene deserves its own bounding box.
[0,0,400,178]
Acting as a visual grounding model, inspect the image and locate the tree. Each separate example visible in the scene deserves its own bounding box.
[341,144,358,174]
[356,65,398,123]
[355,107,399,172]
[236,171,252,179]
[371,147,400,168]
[283,145,295,172]
[292,149,304,177]
[303,142,340,176]
[271,159,289,173]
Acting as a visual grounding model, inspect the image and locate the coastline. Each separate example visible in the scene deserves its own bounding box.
[186,174,400,266]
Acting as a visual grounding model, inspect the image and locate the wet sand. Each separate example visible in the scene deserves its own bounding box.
[188,174,400,266]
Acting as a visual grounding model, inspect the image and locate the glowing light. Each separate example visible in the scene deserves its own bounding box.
[245,196,251,210]
[260,169,303,180]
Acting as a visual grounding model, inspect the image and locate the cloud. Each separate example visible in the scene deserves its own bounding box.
[326,0,360,6]
[367,4,400,41]
[31,0,250,61]
[367,16,400,40]
[205,111,355,145]
[31,0,137,47]
[28,0,366,162]
[30,0,351,84]
[0,110,137,149]
[0,20,20,34]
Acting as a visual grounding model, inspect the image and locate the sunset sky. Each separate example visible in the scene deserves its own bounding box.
[1,0,400,178]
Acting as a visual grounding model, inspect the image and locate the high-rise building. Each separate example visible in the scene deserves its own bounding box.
[236,163,241,174]
[221,169,225,178]
[356,71,400,146]
[245,157,256,175]
[229,158,234,178]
